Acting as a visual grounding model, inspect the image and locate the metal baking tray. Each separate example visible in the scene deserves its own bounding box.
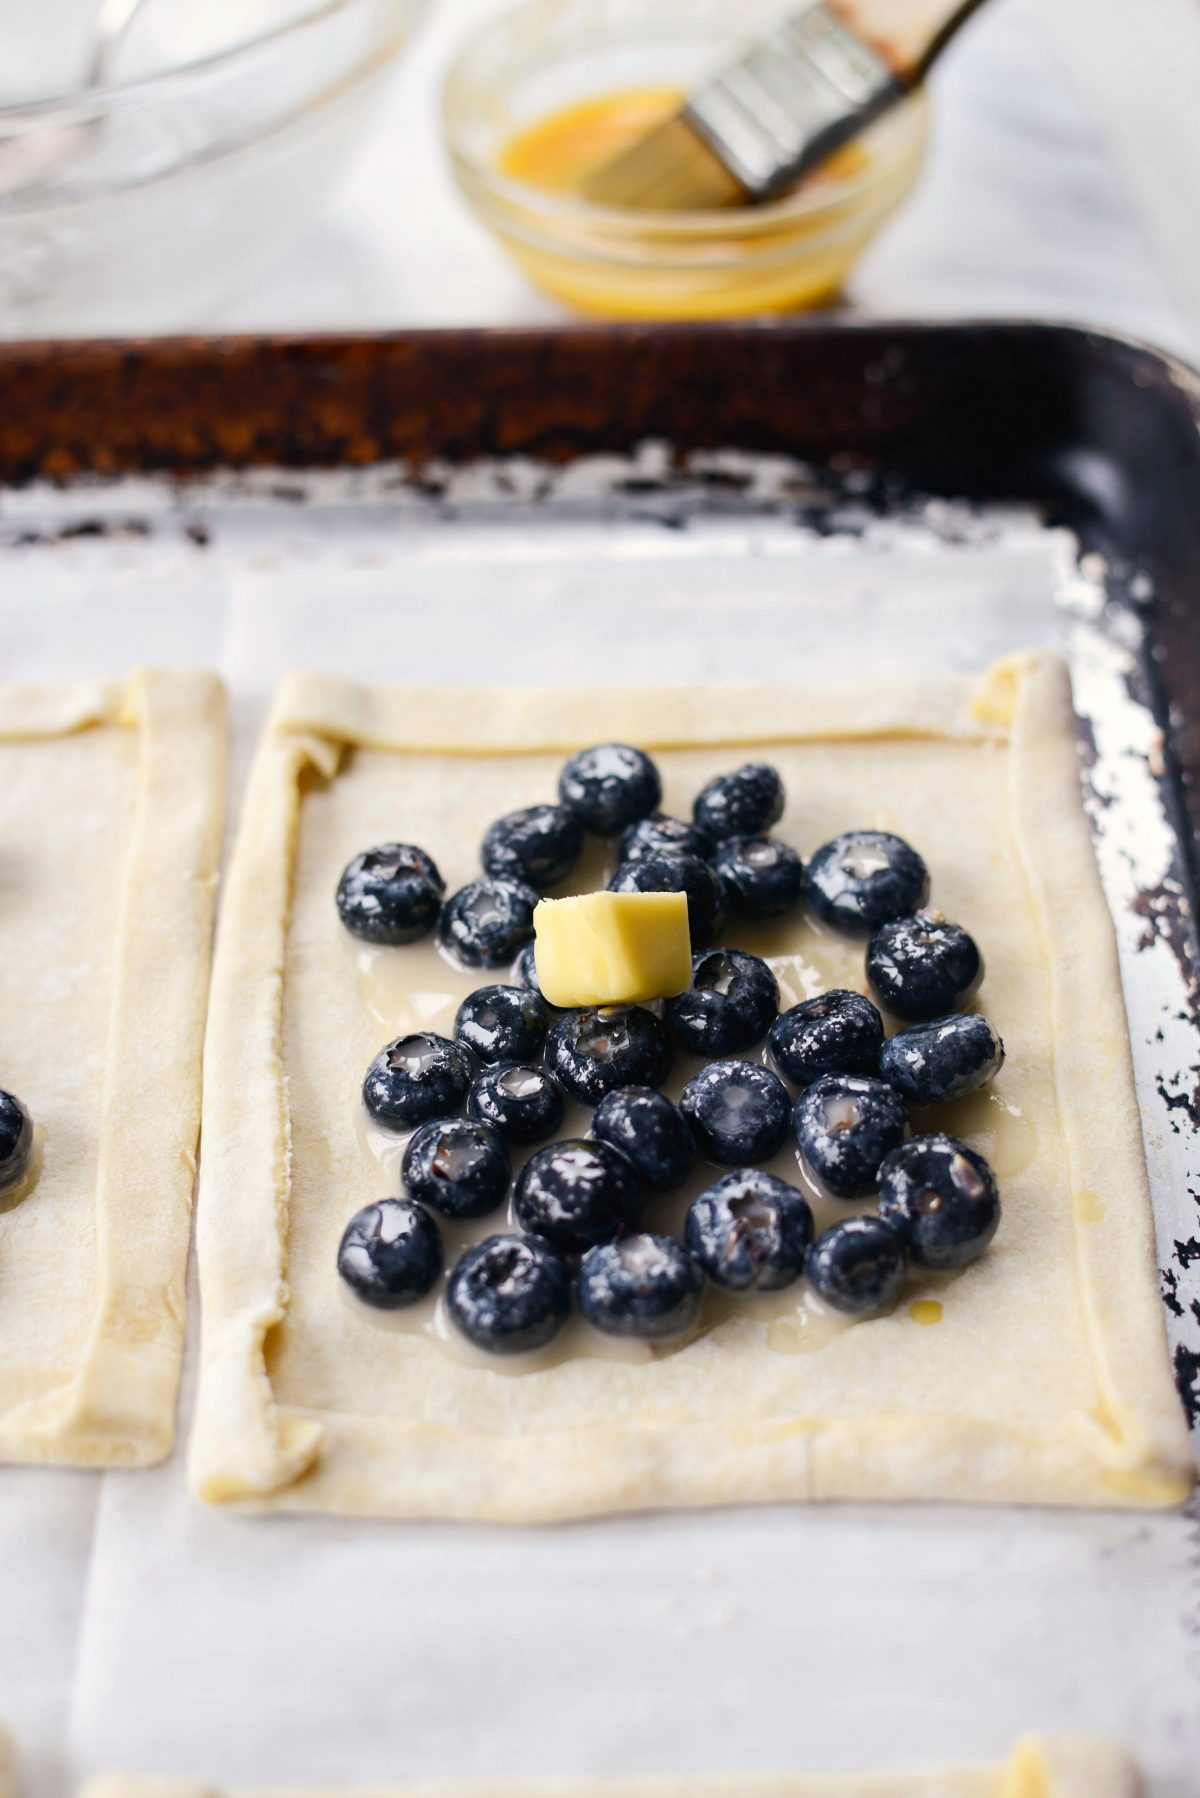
[1,321,1198,1793]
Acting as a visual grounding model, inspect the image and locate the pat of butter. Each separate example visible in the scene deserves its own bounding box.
[533,891,692,1008]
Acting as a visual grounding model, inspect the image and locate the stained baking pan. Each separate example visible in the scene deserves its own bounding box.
[0,321,1198,1790]
[2,318,1197,1408]
[3,319,1200,847]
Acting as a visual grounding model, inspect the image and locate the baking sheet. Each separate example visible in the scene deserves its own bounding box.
[0,458,1196,1796]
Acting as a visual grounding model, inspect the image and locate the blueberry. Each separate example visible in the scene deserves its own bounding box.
[619,812,713,865]
[664,949,778,1057]
[693,762,784,841]
[866,913,983,1020]
[337,1198,443,1309]
[438,877,538,969]
[712,835,804,921]
[608,852,725,946]
[879,1013,1004,1104]
[455,984,549,1065]
[805,831,929,935]
[481,803,583,891]
[469,1063,565,1146]
[768,989,884,1086]
[546,1005,671,1106]
[680,1060,791,1166]
[447,1234,571,1354]
[578,1234,703,1340]
[514,1138,644,1257]
[362,1032,473,1132]
[402,1117,510,1220]
[336,843,444,945]
[513,940,561,1010]
[0,1090,33,1192]
[877,1133,1000,1269]
[559,744,661,837]
[808,1216,908,1317]
[685,1169,813,1292]
[792,1072,907,1199]
[592,1085,695,1191]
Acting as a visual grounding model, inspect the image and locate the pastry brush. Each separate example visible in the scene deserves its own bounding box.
[580,0,990,210]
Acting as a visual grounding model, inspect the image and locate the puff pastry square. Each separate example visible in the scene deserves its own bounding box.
[0,670,225,1468]
[76,1736,1139,1798]
[189,654,1192,1518]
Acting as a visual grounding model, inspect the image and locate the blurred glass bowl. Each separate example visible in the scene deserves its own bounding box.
[443,0,928,321]
[0,0,426,335]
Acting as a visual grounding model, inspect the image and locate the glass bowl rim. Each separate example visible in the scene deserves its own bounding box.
[0,0,423,125]
[442,0,927,240]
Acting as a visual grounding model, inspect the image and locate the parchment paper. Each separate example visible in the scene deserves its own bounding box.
[0,475,1195,1798]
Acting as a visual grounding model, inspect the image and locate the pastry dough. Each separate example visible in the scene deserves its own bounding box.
[189,654,1192,1517]
[0,671,225,1467]
[74,1736,1139,1798]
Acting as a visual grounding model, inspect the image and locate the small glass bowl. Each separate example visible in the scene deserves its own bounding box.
[443,0,928,321]
[0,0,427,335]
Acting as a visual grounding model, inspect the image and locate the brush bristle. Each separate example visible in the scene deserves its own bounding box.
[579,114,745,212]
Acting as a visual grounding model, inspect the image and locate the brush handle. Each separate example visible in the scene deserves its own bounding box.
[829,0,989,81]
[679,0,988,203]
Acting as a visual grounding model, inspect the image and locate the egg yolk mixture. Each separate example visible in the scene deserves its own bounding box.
[499,86,866,201]
[492,87,892,318]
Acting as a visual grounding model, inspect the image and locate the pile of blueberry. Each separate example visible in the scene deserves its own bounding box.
[336,744,1004,1355]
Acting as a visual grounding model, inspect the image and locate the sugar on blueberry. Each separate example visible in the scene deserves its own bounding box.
[693,762,784,841]
[685,1168,812,1292]
[559,744,661,838]
[792,1071,907,1199]
[455,983,549,1065]
[805,830,929,935]
[808,1215,908,1317]
[664,948,779,1057]
[546,1004,671,1106]
[866,913,983,1020]
[513,1137,644,1257]
[363,1032,473,1133]
[468,1062,565,1146]
[620,812,713,865]
[337,1198,443,1309]
[578,1233,703,1340]
[712,834,804,921]
[877,1133,1000,1269]
[481,803,583,891]
[336,842,444,945]
[402,1117,510,1220]
[438,877,538,969]
[769,989,884,1086]
[680,1059,791,1167]
[879,1012,1004,1104]
[591,1085,695,1191]
[447,1233,571,1354]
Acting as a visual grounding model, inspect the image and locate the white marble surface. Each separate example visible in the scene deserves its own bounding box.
[194,0,1200,361]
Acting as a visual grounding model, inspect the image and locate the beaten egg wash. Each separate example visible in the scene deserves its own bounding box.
[496,86,882,318]
[501,86,866,197]
[500,87,690,194]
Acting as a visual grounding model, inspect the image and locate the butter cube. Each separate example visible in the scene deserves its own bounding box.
[533,891,692,1008]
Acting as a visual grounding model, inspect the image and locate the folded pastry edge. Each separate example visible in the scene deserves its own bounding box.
[0,668,226,1469]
